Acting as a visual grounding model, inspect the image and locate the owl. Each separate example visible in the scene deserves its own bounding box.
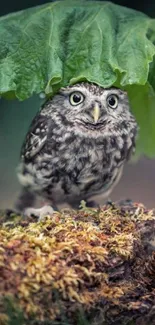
[16,82,138,218]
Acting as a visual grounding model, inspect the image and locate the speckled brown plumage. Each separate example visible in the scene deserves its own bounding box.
[16,82,138,214]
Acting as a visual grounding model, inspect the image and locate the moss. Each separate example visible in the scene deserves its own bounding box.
[0,201,155,325]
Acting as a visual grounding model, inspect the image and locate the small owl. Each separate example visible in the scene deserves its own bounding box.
[16,82,138,217]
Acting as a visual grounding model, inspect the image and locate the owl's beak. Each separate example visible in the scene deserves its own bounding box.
[92,103,100,124]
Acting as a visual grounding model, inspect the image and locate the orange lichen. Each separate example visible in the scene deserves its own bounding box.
[0,201,155,324]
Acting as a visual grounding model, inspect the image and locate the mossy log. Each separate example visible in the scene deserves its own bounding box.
[0,200,155,325]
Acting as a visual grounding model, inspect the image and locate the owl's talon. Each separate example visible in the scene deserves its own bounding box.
[23,205,55,221]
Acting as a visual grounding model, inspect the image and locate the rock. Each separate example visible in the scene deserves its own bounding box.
[0,201,155,325]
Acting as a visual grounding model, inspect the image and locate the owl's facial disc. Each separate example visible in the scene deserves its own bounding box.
[67,90,120,131]
[79,102,107,130]
[75,100,110,131]
[76,93,120,131]
[58,85,128,134]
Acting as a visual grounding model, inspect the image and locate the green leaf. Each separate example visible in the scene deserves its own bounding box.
[126,83,155,158]
[0,1,155,156]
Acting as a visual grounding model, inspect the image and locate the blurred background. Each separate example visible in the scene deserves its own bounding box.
[0,0,155,209]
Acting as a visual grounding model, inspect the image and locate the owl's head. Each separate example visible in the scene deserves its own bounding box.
[44,82,136,138]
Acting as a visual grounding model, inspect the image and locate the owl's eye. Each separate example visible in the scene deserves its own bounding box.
[69,92,84,106]
[107,94,118,109]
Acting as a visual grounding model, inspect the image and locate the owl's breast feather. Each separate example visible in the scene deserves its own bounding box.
[18,132,126,203]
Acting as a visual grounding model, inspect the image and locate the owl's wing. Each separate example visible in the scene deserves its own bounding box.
[21,113,49,160]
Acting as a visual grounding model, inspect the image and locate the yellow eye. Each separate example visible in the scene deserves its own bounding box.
[107,94,118,109]
[69,92,85,106]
